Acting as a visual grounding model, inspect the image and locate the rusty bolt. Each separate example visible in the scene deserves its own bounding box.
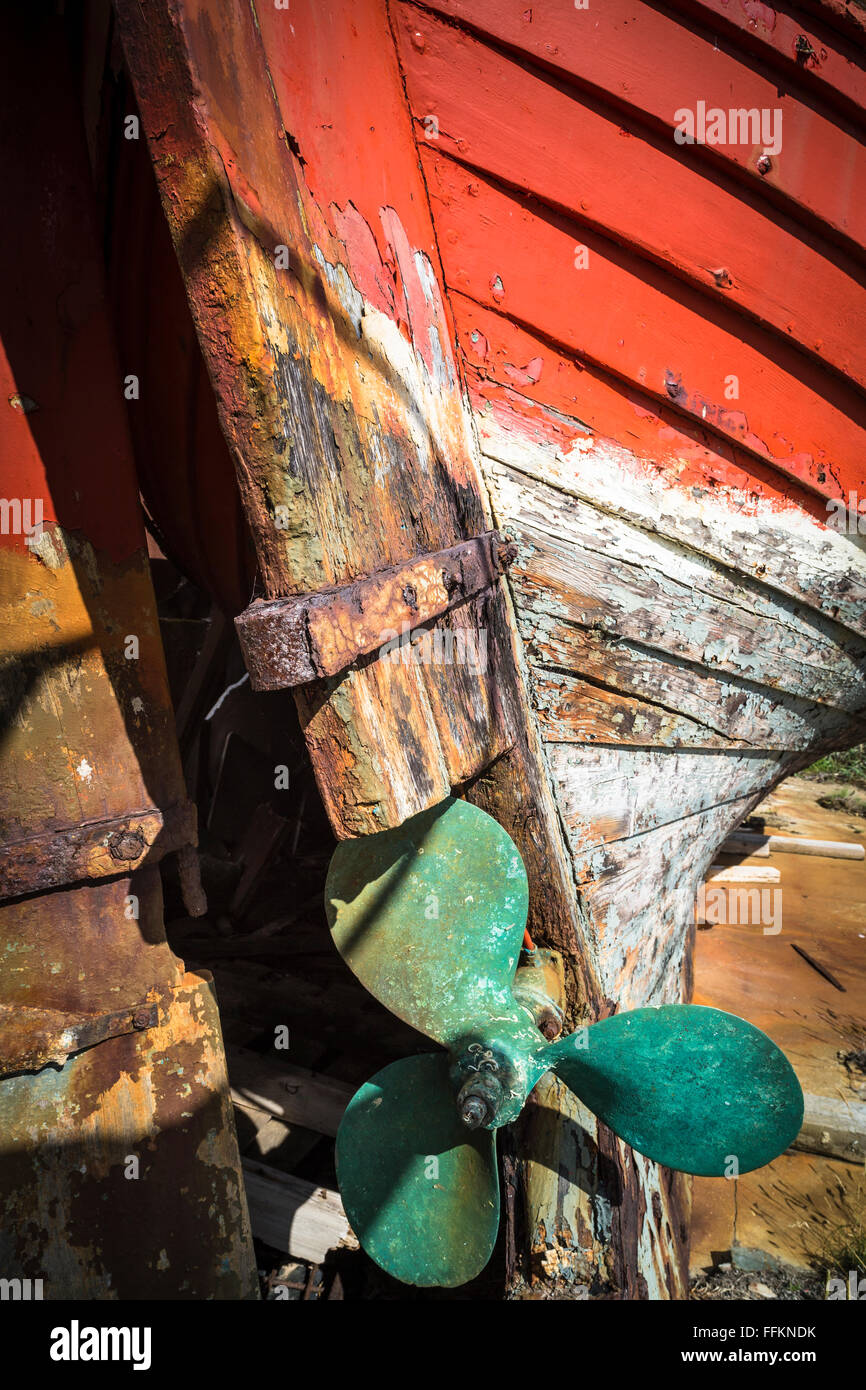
[108,827,147,862]
[491,535,518,574]
[132,1007,153,1030]
[401,583,418,611]
[460,1095,489,1129]
[756,153,772,175]
[537,1008,563,1042]
[442,569,461,595]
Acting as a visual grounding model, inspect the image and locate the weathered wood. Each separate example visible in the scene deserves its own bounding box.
[227,1047,352,1138]
[241,1158,358,1263]
[533,631,860,754]
[550,746,782,853]
[235,531,514,688]
[793,1093,866,1163]
[724,832,865,861]
[705,864,781,884]
[115,0,506,837]
[490,463,866,714]
[473,377,866,640]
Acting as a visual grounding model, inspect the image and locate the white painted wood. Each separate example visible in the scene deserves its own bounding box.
[228,1047,352,1137]
[794,1094,866,1163]
[548,744,781,850]
[241,1158,358,1263]
[490,461,866,714]
[477,406,866,639]
[705,864,781,883]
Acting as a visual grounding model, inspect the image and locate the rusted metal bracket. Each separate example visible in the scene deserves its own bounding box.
[0,800,199,903]
[0,998,161,1076]
[235,530,517,690]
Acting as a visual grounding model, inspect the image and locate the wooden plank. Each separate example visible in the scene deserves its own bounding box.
[724,831,865,860]
[793,1093,866,1163]
[424,149,866,501]
[568,793,766,1006]
[549,745,781,853]
[393,5,865,389]
[531,629,857,754]
[227,1047,353,1138]
[665,0,866,118]
[490,463,866,714]
[415,0,866,248]
[468,338,866,640]
[113,0,503,836]
[705,864,781,883]
[241,1158,358,1262]
[533,670,747,750]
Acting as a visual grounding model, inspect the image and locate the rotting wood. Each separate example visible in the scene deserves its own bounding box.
[110,0,861,1303]
[474,395,866,640]
[235,530,515,688]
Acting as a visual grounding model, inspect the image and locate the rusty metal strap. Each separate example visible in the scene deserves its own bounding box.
[235,530,517,690]
[0,998,161,1076]
[0,800,198,902]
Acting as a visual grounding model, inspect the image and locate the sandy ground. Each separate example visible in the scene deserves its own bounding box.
[690,776,865,1289]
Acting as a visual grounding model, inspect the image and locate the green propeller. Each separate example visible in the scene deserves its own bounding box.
[327,797,803,1287]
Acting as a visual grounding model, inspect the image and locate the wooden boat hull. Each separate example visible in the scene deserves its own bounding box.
[2,0,860,1298]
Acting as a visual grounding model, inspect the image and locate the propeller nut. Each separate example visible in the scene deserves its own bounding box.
[456,1069,503,1129]
[460,1094,490,1129]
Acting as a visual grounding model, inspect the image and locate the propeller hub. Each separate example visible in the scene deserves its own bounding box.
[459,1094,490,1129]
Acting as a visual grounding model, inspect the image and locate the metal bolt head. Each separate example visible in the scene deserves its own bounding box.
[460,1095,489,1129]
[108,827,147,862]
[756,153,772,175]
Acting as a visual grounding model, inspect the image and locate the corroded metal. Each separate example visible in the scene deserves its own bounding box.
[0,972,258,1299]
[235,530,515,689]
[0,7,256,1299]
[329,798,804,1286]
[336,1053,499,1289]
[0,801,198,901]
[0,999,160,1077]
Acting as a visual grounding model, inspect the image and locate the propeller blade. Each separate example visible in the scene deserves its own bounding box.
[336,1053,500,1287]
[543,1005,803,1176]
[325,797,528,1043]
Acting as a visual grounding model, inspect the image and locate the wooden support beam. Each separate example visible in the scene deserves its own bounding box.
[227,1047,353,1138]
[722,831,864,861]
[705,864,781,884]
[241,1158,357,1263]
[793,1093,866,1163]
